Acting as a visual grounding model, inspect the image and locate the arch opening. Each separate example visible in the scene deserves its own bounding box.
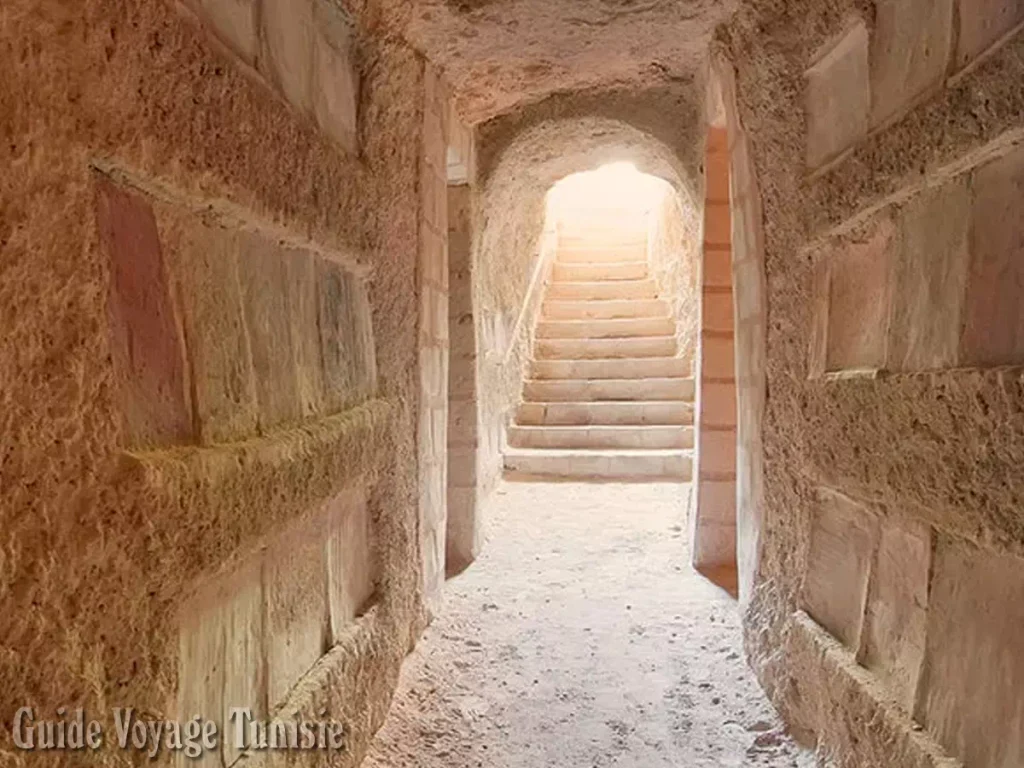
[468,119,704,490]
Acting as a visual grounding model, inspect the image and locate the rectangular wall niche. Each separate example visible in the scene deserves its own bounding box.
[178,486,375,767]
[94,171,377,450]
[809,142,1024,376]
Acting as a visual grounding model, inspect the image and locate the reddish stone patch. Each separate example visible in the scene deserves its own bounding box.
[94,174,192,447]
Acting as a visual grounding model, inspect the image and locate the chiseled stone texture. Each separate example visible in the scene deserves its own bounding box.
[956,0,1024,69]
[917,538,1024,768]
[261,0,316,112]
[150,192,380,445]
[198,0,259,65]
[177,487,377,765]
[446,183,482,577]
[312,0,360,153]
[858,519,931,712]
[869,0,954,128]
[825,214,895,371]
[265,511,330,708]
[802,489,878,651]
[163,216,259,445]
[648,180,701,373]
[719,2,1024,766]
[805,19,869,169]
[94,176,193,448]
[0,0,422,764]
[887,179,971,372]
[240,235,306,432]
[326,487,376,643]
[960,142,1024,366]
[418,60,451,617]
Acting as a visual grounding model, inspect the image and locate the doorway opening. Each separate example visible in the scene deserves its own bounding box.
[502,162,702,481]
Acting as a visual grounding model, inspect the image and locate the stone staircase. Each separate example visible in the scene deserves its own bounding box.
[503,223,695,480]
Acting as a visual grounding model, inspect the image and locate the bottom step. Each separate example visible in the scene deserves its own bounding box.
[503,448,692,481]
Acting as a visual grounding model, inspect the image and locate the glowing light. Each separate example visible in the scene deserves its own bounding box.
[546,162,671,215]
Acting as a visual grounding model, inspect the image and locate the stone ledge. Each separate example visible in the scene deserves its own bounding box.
[120,399,395,573]
[804,29,1024,240]
[237,604,402,768]
[789,611,960,768]
[821,365,1024,384]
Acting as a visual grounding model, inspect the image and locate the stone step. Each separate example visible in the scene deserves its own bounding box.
[535,336,677,359]
[522,377,695,402]
[556,245,648,263]
[508,424,693,450]
[546,279,658,300]
[558,231,646,245]
[503,448,693,481]
[552,261,649,282]
[530,356,690,380]
[536,316,675,339]
[542,298,669,320]
[516,400,693,426]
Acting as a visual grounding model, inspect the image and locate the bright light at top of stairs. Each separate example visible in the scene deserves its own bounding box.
[547,162,671,213]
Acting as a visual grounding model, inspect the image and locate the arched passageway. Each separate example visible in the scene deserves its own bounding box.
[502,162,699,480]
[372,104,788,765]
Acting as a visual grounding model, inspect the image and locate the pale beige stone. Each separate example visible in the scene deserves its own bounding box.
[536,316,674,339]
[261,0,315,112]
[918,539,1024,767]
[200,0,258,65]
[870,0,954,128]
[805,20,870,168]
[534,336,677,360]
[265,515,329,707]
[960,143,1024,366]
[859,518,930,713]
[311,0,359,153]
[887,178,971,372]
[956,0,1024,69]
[802,489,878,650]
[825,215,896,371]
[326,487,375,642]
[546,278,658,301]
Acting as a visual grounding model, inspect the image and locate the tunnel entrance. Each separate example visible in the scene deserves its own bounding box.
[502,163,700,481]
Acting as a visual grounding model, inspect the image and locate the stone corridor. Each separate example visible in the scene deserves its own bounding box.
[365,481,811,768]
[7,1,1024,766]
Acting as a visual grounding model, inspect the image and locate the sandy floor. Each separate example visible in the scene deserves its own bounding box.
[365,481,813,768]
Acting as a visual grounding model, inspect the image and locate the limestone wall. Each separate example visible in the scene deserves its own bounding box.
[718,1,1024,765]
[0,0,429,764]
[646,186,701,374]
[446,183,483,576]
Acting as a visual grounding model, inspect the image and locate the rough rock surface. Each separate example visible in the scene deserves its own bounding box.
[406,0,738,122]
[1,0,423,763]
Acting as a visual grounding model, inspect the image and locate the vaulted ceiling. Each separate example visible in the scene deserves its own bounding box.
[405,0,737,123]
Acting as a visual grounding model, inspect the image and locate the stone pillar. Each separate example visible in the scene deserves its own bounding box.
[717,55,768,608]
[446,183,482,576]
[691,127,738,579]
[417,60,451,617]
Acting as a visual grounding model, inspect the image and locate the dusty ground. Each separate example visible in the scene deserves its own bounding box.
[365,480,813,768]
